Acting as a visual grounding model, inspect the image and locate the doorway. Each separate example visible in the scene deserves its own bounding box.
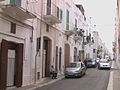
[43,37,51,77]
[64,44,70,67]
[0,39,24,90]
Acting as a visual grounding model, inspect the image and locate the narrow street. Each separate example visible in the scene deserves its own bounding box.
[34,68,110,90]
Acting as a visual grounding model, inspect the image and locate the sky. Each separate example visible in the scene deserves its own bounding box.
[73,0,117,53]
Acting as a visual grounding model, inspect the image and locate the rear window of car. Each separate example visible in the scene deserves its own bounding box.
[100,59,108,63]
[68,63,80,67]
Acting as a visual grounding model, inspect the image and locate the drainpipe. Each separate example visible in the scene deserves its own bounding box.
[34,50,39,83]
[34,0,43,84]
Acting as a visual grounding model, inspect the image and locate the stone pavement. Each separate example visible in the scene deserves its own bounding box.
[7,75,64,90]
[107,61,120,90]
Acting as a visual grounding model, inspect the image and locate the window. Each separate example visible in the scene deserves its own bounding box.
[47,0,51,15]
[46,24,49,32]
[60,9,63,20]
[75,19,77,28]
[66,9,69,30]
[36,37,41,51]
[10,22,16,34]
[93,49,96,53]
[57,7,59,19]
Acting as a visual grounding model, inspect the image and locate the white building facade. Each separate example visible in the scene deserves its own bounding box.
[0,0,95,89]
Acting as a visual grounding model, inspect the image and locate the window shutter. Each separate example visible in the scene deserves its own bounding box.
[57,7,59,19]
[15,43,24,87]
[47,0,51,15]
[66,10,69,30]
[11,22,16,34]
[60,9,63,20]
[37,37,41,51]
[10,0,21,6]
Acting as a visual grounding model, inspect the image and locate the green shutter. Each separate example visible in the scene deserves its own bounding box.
[10,0,21,6]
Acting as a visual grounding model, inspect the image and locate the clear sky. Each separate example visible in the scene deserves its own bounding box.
[73,0,116,53]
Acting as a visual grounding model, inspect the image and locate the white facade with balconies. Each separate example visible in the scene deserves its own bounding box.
[0,0,95,89]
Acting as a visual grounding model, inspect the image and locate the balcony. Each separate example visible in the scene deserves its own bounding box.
[74,34,82,41]
[0,0,36,21]
[83,36,88,45]
[65,24,78,36]
[43,3,62,25]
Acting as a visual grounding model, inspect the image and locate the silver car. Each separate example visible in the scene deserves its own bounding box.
[98,59,111,70]
[65,62,86,78]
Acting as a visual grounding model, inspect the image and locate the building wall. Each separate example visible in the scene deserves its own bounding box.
[0,15,35,87]
[0,0,98,88]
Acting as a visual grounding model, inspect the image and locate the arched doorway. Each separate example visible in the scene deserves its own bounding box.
[43,37,52,77]
[64,44,70,67]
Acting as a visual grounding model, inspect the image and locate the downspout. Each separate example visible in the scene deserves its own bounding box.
[41,0,44,78]
[34,0,43,83]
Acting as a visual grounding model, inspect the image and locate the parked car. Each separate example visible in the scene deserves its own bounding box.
[98,59,111,70]
[87,59,97,68]
[65,61,86,78]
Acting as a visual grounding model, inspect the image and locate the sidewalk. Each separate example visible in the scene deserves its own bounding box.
[7,75,64,90]
[107,61,120,90]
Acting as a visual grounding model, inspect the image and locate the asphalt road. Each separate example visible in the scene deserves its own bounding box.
[35,68,110,90]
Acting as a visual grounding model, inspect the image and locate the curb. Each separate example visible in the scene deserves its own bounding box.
[26,76,64,90]
[107,61,114,90]
[107,71,113,90]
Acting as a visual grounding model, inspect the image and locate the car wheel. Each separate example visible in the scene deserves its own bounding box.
[98,67,101,70]
[84,72,86,75]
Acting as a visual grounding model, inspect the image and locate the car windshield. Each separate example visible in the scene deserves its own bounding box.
[68,63,80,68]
[100,59,108,63]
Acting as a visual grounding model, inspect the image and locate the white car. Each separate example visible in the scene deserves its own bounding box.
[98,59,111,70]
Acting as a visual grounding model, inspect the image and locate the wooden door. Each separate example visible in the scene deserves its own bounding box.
[0,39,8,90]
[15,43,23,87]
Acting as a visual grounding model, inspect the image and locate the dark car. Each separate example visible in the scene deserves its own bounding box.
[87,59,97,68]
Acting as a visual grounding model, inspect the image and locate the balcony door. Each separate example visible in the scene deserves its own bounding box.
[64,44,70,67]
[47,0,51,15]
